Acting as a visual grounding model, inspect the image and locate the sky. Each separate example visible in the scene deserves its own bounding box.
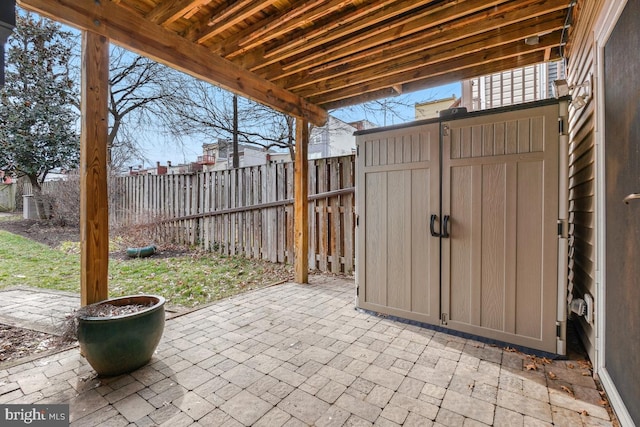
[141,82,463,167]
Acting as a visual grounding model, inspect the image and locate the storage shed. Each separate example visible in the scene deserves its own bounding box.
[355,99,569,355]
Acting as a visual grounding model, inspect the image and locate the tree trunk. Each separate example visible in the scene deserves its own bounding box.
[287,116,295,160]
[28,175,49,220]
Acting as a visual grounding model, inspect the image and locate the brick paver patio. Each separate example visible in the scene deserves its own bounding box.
[0,276,616,426]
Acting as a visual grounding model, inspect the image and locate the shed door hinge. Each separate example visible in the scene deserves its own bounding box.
[556,322,562,338]
[558,117,565,135]
[557,219,568,238]
[441,313,448,325]
[356,145,360,156]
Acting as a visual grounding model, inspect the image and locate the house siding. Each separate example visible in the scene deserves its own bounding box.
[566,0,604,362]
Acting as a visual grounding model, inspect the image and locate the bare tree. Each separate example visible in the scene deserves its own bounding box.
[107,47,187,170]
[163,74,437,164]
[168,79,298,159]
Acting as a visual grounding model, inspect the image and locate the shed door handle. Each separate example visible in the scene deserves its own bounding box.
[442,215,450,238]
[624,193,640,204]
[430,214,440,237]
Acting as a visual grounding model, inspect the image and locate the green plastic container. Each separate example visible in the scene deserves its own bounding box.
[77,295,165,377]
[126,245,157,258]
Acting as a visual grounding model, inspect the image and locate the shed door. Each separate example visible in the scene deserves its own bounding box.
[355,124,440,325]
[441,105,560,352]
[356,103,562,354]
[603,2,640,423]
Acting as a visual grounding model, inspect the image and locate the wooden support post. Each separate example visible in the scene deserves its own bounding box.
[80,31,110,306]
[294,118,309,284]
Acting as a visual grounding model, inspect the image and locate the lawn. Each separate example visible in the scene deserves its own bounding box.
[0,229,293,309]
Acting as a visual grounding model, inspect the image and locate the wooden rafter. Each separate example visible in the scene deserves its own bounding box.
[285,21,565,94]
[322,50,557,110]
[146,0,211,26]
[187,0,276,44]
[250,0,507,73]
[17,0,327,126]
[263,0,401,61]
[216,0,332,58]
[221,0,330,58]
[308,32,562,105]
[261,0,565,81]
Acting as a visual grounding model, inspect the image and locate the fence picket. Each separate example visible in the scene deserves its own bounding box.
[29,155,356,274]
[307,160,317,270]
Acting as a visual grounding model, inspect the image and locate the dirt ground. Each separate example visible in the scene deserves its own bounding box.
[0,216,80,248]
[0,214,190,259]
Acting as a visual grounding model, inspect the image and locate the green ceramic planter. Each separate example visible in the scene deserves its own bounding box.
[77,295,165,377]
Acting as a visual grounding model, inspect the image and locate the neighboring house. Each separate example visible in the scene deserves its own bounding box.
[309,116,376,159]
[44,168,69,181]
[166,161,203,175]
[128,162,166,175]
[128,161,203,175]
[414,95,460,119]
[348,119,377,132]
[200,139,270,171]
[460,61,566,111]
[266,152,291,164]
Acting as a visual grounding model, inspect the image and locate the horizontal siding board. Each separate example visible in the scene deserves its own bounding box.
[566,0,598,364]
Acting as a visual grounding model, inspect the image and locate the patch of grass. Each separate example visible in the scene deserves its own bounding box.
[0,231,80,292]
[108,255,291,308]
[0,213,21,222]
[0,231,292,309]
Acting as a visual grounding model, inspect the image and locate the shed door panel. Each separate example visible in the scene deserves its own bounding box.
[441,105,559,352]
[356,124,440,324]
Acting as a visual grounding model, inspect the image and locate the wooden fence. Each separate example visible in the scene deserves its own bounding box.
[112,155,356,274]
[0,183,16,212]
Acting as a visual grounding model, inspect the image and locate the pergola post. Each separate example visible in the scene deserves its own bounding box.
[294,118,309,284]
[80,31,110,306]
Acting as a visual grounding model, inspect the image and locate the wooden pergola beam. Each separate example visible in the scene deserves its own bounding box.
[294,118,309,284]
[80,30,109,306]
[17,0,327,127]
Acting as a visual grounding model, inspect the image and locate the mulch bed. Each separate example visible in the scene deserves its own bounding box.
[0,324,72,364]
